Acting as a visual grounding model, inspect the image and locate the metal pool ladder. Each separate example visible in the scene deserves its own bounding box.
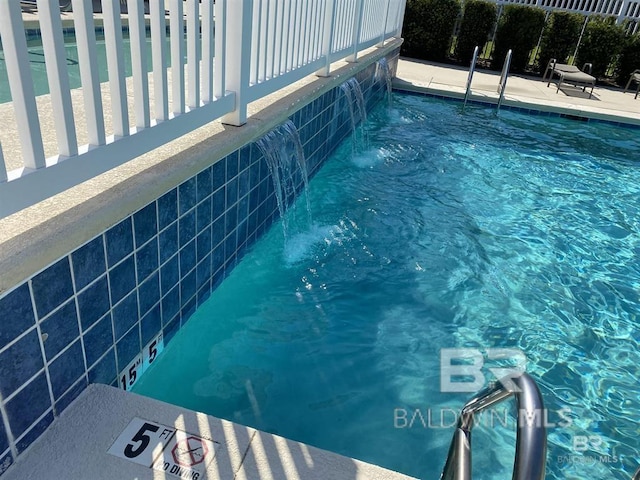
[440,372,547,480]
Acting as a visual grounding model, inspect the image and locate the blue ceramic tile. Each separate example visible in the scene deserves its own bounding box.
[40,299,79,361]
[161,286,180,325]
[6,373,51,438]
[249,161,260,190]
[238,169,250,198]
[197,167,212,202]
[212,188,225,220]
[212,243,224,274]
[159,222,178,264]
[238,195,249,223]
[16,412,53,454]
[197,197,212,233]
[180,240,196,275]
[212,160,225,191]
[179,210,196,247]
[0,284,36,347]
[239,145,251,171]
[163,315,180,344]
[108,255,136,304]
[160,255,179,295]
[211,217,225,247]
[226,178,238,206]
[112,291,139,341]
[71,236,106,291]
[226,151,239,180]
[136,237,159,281]
[197,227,212,262]
[133,202,158,248]
[158,189,178,230]
[116,326,140,370]
[181,297,197,323]
[196,256,211,291]
[0,330,44,396]
[0,451,13,476]
[248,211,258,237]
[179,177,197,215]
[105,218,134,267]
[77,275,110,331]
[180,270,197,306]
[139,272,160,315]
[48,340,84,399]
[225,204,237,235]
[225,232,237,262]
[54,378,87,416]
[197,283,211,307]
[31,257,74,319]
[88,348,116,385]
[141,304,161,346]
[83,313,114,367]
[0,416,7,454]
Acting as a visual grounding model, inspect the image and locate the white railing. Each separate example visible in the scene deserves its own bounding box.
[0,0,405,218]
[488,0,640,23]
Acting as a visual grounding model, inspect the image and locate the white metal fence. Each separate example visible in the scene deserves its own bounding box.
[0,0,405,218]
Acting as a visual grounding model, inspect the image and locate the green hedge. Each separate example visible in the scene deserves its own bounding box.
[616,34,640,86]
[401,0,461,62]
[576,17,626,78]
[492,5,546,73]
[455,0,497,64]
[538,12,584,74]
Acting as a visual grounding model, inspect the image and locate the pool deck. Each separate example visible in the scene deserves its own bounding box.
[2,384,417,480]
[394,57,640,124]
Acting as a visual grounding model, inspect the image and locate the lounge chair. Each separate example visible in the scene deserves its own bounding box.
[544,58,596,99]
[624,69,640,99]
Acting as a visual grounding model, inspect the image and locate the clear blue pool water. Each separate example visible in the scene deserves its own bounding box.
[134,94,640,479]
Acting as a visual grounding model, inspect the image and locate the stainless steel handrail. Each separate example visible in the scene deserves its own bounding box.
[497,49,512,111]
[463,46,479,109]
[440,372,547,480]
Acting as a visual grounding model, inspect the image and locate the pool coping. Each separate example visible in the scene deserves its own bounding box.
[1,384,418,480]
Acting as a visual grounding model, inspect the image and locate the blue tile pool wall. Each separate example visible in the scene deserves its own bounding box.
[0,48,398,474]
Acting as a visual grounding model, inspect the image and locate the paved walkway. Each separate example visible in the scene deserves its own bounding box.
[394,57,640,125]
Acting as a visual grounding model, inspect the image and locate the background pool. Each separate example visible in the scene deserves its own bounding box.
[134,94,640,479]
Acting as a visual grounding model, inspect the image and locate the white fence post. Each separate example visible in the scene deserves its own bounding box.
[187,0,201,109]
[103,0,130,137]
[72,0,106,146]
[0,1,45,170]
[316,0,337,76]
[128,0,151,129]
[38,0,78,157]
[214,0,228,100]
[170,0,186,115]
[150,0,169,121]
[222,0,253,126]
[378,0,392,47]
[347,0,365,62]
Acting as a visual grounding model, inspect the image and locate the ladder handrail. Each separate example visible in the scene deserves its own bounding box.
[497,49,512,111]
[463,46,479,108]
[440,372,547,480]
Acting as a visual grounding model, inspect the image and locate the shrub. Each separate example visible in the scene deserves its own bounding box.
[455,0,498,64]
[401,0,461,62]
[492,5,546,73]
[538,12,584,74]
[616,33,640,86]
[576,17,626,78]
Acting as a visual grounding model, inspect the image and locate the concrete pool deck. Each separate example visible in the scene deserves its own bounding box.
[2,384,417,480]
[394,57,640,125]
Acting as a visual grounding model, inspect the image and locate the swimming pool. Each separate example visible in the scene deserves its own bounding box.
[0,31,173,104]
[134,93,640,479]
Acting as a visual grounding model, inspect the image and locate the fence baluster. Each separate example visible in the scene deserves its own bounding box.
[0,1,45,169]
[72,0,106,145]
[103,0,129,137]
[214,0,227,99]
[170,0,185,115]
[128,0,151,129]
[38,0,78,157]
[203,0,214,102]
[187,0,200,109]
[150,0,169,121]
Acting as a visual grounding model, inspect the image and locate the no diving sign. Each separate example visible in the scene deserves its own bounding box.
[108,418,218,479]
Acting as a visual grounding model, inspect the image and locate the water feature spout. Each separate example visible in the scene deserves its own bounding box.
[256,120,311,239]
[338,77,369,151]
[375,58,393,106]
